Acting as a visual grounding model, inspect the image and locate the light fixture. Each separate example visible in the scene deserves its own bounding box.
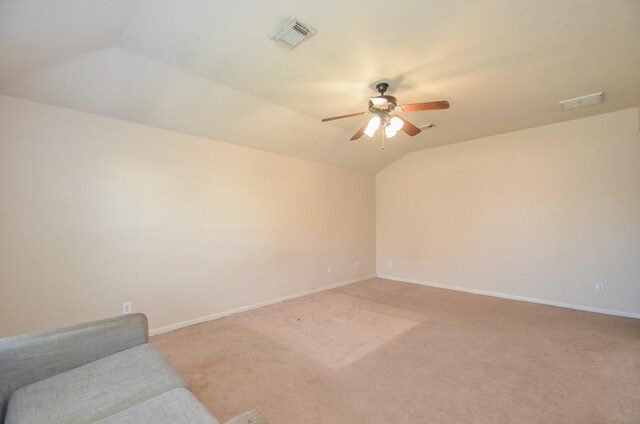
[385,126,397,138]
[364,115,405,139]
[389,116,404,131]
[364,116,381,137]
[370,97,388,108]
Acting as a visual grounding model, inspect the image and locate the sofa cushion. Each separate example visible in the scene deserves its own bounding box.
[0,313,149,404]
[94,388,220,424]
[5,343,188,424]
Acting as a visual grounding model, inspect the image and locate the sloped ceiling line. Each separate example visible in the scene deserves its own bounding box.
[0,0,638,172]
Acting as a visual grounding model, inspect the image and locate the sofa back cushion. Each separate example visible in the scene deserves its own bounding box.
[0,313,148,421]
[4,343,187,424]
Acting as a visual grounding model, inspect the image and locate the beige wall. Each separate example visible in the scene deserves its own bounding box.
[2,95,637,338]
[0,95,376,336]
[377,108,640,316]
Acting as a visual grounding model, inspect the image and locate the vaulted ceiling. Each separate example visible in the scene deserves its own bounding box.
[1,0,639,172]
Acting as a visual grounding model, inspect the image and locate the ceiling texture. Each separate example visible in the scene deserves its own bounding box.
[1,0,639,172]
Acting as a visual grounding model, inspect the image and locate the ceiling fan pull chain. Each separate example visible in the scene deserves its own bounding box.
[381,127,385,150]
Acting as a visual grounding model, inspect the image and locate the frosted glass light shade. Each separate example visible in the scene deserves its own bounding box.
[385,126,397,138]
[364,116,381,137]
[390,116,404,131]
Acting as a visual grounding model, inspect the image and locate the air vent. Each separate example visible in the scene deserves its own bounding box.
[560,92,604,110]
[271,17,316,49]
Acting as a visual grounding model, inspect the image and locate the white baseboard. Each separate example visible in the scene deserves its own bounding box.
[377,274,640,320]
[150,275,376,336]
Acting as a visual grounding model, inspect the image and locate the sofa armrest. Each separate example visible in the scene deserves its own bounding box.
[0,313,148,401]
[223,410,269,424]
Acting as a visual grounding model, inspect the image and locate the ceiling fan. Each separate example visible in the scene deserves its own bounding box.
[322,82,449,142]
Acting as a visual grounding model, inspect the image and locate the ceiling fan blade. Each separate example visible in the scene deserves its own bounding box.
[398,100,449,112]
[350,122,369,141]
[398,117,421,136]
[322,111,368,122]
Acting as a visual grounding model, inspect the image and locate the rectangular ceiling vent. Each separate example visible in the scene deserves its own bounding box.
[271,17,316,49]
[559,92,604,110]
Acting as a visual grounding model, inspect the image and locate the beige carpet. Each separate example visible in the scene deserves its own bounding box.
[152,278,640,423]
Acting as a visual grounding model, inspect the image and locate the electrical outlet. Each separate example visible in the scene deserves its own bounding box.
[595,283,605,293]
[387,260,393,267]
[353,261,360,268]
[122,301,132,314]
[327,266,332,274]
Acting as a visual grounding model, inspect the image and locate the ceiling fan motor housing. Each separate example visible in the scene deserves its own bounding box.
[369,81,397,112]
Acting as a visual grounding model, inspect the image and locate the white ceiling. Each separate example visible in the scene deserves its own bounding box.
[1,0,639,172]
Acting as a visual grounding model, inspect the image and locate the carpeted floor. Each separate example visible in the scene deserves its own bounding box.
[152,278,640,423]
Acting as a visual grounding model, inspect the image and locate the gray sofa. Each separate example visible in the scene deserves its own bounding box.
[0,313,267,424]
